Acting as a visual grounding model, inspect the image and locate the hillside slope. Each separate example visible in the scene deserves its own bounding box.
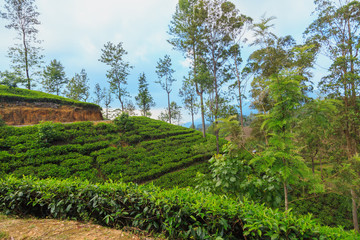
[0,116,224,186]
[0,85,103,125]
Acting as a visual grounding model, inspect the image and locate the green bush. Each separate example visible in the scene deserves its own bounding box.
[113,113,134,132]
[37,121,62,145]
[1,117,223,185]
[0,115,5,127]
[0,176,358,240]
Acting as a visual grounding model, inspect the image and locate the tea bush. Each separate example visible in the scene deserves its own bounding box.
[0,176,358,240]
[0,117,222,184]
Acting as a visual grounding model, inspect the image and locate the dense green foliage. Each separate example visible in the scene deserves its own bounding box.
[0,116,222,184]
[1,176,358,240]
[291,193,355,230]
[0,85,99,109]
[151,162,210,189]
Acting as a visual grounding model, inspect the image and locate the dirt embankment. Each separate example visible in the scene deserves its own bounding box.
[0,102,103,125]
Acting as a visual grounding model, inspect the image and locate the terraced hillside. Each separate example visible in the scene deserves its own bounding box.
[0,85,103,125]
[0,116,225,186]
[0,85,99,108]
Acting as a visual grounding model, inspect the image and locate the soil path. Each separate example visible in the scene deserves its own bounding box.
[0,215,157,240]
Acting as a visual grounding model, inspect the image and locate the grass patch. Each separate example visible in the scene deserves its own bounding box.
[0,85,100,109]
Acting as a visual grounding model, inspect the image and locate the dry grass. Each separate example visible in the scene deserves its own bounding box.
[0,215,160,240]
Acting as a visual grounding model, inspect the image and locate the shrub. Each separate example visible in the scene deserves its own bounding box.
[37,121,62,145]
[0,176,358,240]
[113,113,134,132]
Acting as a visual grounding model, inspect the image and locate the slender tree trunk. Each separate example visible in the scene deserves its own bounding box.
[213,59,219,154]
[311,149,318,175]
[191,109,195,129]
[22,29,31,89]
[235,58,244,128]
[167,91,171,124]
[195,83,206,138]
[351,189,359,232]
[282,155,289,211]
[119,97,124,112]
[320,157,323,180]
[284,181,288,211]
[311,156,315,175]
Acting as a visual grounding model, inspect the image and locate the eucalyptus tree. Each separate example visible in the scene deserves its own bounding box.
[99,42,133,112]
[1,0,44,89]
[168,0,209,136]
[155,55,176,124]
[202,0,247,153]
[305,0,360,231]
[179,75,199,128]
[135,73,155,117]
[41,59,67,96]
[227,14,252,128]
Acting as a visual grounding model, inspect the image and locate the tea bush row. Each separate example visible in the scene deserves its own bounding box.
[1,117,220,184]
[0,176,357,240]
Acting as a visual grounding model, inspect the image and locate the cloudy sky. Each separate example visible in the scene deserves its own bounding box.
[0,0,322,123]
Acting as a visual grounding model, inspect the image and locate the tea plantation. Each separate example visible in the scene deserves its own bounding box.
[0,115,358,239]
[0,115,222,186]
[0,85,99,109]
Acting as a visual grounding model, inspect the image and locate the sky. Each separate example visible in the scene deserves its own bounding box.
[0,0,323,124]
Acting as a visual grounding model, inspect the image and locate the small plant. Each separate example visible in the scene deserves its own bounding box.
[113,113,134,132]
[37,121,59,144]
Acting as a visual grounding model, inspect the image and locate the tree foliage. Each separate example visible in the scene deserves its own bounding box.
[64,69,90,102]
[155,55,176,124]
[250,70,318,211]
[1,0,43,89]
[99,42,132,112]
[179,76,198,128]
[135,73,155,117]
[41,59,67,96]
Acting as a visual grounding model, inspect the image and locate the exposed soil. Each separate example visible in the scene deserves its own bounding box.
[1,102,103,125]
[0,215,159,240]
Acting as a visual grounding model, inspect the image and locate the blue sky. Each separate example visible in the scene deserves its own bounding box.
[0,0,324,123]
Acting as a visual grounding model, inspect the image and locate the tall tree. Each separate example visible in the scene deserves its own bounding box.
[202,0,246,153]
[251,70,313,211]
[1,0,43,89]
[64,69,90,102]
[179,75,199,128]
[135,73,155,117]
[168,0,209,137]
[41,59,67,95]
[227,12,252,129]
[155,55,176,124]
[99,42,132,112]
[104,88,112,119]
[245,16,318,145]
[93,83,105,106]
[159,101,182,125]
[305,0,360,231]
